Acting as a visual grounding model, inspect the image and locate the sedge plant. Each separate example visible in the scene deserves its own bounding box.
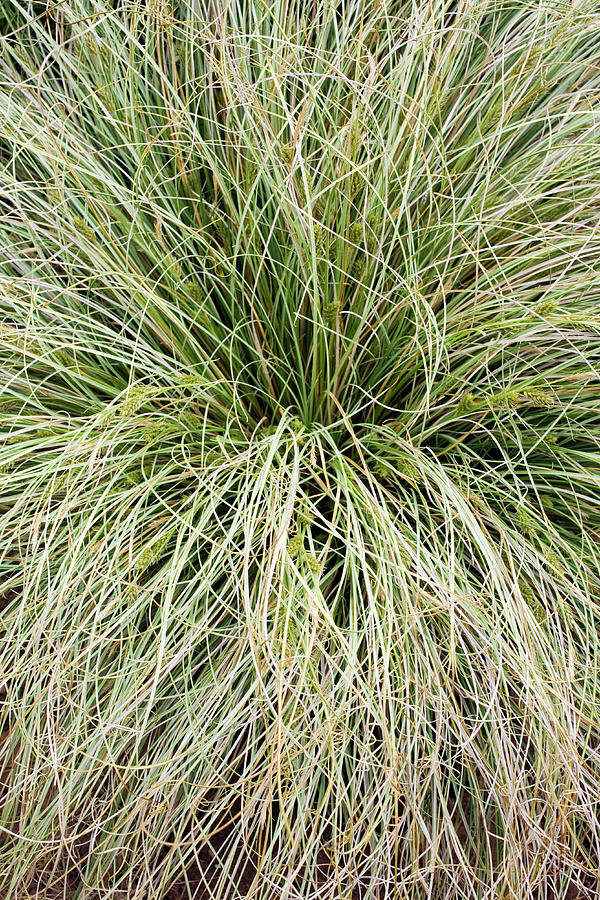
[1,0,600,898]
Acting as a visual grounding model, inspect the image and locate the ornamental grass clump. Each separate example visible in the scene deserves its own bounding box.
[1,1,600,898]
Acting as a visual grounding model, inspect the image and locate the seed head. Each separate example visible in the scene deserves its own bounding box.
[187,282,203,305]
[518,578,546,624]
[534,300,557,316]
[312,196,325,217]
[351,255,366,280]
[348,171,362,198]
[489,390,520,410]
[54,348,75,368]
[180,373,204,390]
[375,461,391,479]
[287,533,303,559]
[457,393,476,415]
[397,460,419,482]
[296,504,313,527]
[322,299,340,326]
[143,420,171,443]
[125,468,144,487]
[399,544,411,568]
[280,145,294,165]
[312,223,323,252]
[73,216,96,242]
[98,85,117,114]
[135,529,173,577]
[124,584,139,603]
[516,507,535,536]
[517,576,533,604]
[167,256,183,280]
[521,388,556,408]
[349,222,363,245]
[46,185,62,206]
[366,233,378,254]
[119,386,153,418]
[176,42,189,64]
[305,553,320,574]
[35,427,57,440]
[147,0,175,27]
[245,162,258,186]
[544,548,565,576]
[179,411,201,432]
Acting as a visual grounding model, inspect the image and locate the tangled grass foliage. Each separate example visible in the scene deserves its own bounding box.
[1,0,600,898]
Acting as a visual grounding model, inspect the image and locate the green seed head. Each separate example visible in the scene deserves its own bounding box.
[399,544,411,568]
[519,577,546,624]
[544,548,565,575]
[312,196,325,217]
[534,300,557,316]
[280,145,294,165]
[135,529,173,576]
[489,389,521,409]
[125,468,144,487]
[143,421,171,443]
[518,576,534,604]
[287,533,303,559]
[351,255,366,280]
[349,222,363,245]
[375,461,391,479]
[187,284,203,307]
[244,162,258,186]
[56,472,68,492]
[305,553,320,573]
[322,299,340,326]
[124,584,139,603]
[73,216,96,242]
[516,507,535,536]
[398,460,419,482]
[46,185,62,206]
[176,42,189,64]
[296,504,313,527]
[179,373,204,390]
[119,386,153,418]
[98,84,117,114]
[312,223,323,251]
[178,410,201,432]
[457,393,476,415]
[521,387,556,408]
[54,348,75,368]
[167,257,184,280]
[348,171,362,198]
[533,602,547,624]
[366,233,378,254]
